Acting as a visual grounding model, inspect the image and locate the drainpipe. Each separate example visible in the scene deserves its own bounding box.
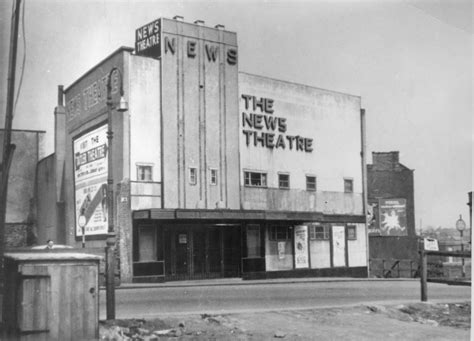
[360,108,370,277]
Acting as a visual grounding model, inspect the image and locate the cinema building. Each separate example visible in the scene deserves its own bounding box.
[37,17,368,282]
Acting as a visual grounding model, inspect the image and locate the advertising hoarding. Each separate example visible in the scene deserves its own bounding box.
[73,124,108,236]
[378,198,407,236]
[294,225,309,268]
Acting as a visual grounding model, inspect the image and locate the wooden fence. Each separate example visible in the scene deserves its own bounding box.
[420,250,471,301]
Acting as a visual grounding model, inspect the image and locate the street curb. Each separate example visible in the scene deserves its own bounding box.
[100,277,418,290]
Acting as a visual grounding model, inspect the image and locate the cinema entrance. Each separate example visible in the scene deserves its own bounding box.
[132,221,242,281]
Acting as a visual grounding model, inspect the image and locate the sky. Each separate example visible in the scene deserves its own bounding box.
[0,0,472,229]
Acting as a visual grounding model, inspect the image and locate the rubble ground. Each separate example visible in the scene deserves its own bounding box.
[99,301,471,340]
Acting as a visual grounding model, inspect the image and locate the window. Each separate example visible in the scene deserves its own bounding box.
[189,167,197,185]
[138,226,156,261]
[210,168,218,185]
[309,224,330,240]
[244,171,267,187]
[306,176,316,191]
[137,165,153,181]
[246,225,261,258]
[344,178,353,193]
[278,173,289,189]
[269,225,291,241]
[347,225,357,240]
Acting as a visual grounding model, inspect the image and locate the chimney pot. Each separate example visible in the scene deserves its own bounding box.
[194,20,205,26]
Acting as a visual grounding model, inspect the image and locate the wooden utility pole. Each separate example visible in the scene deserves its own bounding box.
[1,0,22,292]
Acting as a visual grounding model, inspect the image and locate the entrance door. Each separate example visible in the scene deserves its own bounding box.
[208,228,222,274]
[193,230,206,276]
[332,225,346,267]
[175,231,189,275]
[223,227,241,276]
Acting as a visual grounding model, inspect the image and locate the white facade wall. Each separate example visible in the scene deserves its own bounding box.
[239,73,363,214]
[129,56,161,210]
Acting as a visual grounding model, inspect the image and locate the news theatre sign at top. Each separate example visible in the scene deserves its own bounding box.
[135,19,161,58]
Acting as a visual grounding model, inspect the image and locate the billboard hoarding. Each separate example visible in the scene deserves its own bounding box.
[378,198,408,236]
[74,124,109,236]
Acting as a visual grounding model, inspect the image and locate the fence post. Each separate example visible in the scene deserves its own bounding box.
[420,251,427,301]
[382,259,385,278]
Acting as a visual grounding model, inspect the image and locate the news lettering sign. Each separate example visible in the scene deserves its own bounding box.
[135,19,161,58]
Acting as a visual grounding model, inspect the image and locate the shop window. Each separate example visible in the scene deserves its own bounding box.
[189,167,197,185]
[210,168,218,185]
[269,225,291,241]
[309,224,330,240]
[247,225,261,258]
[347,225,357,240]
[244,171,267,187]
[278,173,290,189]
[138,226,156,261]
[137,165,153,182]
[344,178,353,193]
[306,175,316,191]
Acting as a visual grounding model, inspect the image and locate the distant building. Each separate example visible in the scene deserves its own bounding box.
[0,129,46,247]
[367,151,418,276]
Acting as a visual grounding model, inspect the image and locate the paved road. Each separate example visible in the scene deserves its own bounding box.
[99,279,471,319]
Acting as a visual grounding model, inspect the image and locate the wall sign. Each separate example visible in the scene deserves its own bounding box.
[241,94,313,152]
[135,18,238,65]
[135,19,161,58]
[73,125,108,236]
[294,225,309,268]
[179,234,187,244]
[66,67,121,125]
[378,198,407,236]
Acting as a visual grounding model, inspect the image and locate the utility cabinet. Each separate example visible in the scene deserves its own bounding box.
[3,251,101,340]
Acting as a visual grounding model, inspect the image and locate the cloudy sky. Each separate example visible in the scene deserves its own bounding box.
[0,0,472,229]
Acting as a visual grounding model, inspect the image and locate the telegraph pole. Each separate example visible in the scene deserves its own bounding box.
[1,0,21,293]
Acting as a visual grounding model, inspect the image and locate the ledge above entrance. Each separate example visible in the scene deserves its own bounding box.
[132,209,365,223]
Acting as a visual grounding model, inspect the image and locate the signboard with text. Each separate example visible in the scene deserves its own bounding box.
[73,125,108,236]
[135,19,161,58]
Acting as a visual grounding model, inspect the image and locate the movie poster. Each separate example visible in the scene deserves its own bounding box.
[378,198,407,236]
[73,125,108,236]
[294,225,309,268]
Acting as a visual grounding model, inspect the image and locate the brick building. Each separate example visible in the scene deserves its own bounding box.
[0,129,46,247]
[367,151,418,276]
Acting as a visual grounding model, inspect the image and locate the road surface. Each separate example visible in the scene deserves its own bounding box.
[99,279,471,319]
